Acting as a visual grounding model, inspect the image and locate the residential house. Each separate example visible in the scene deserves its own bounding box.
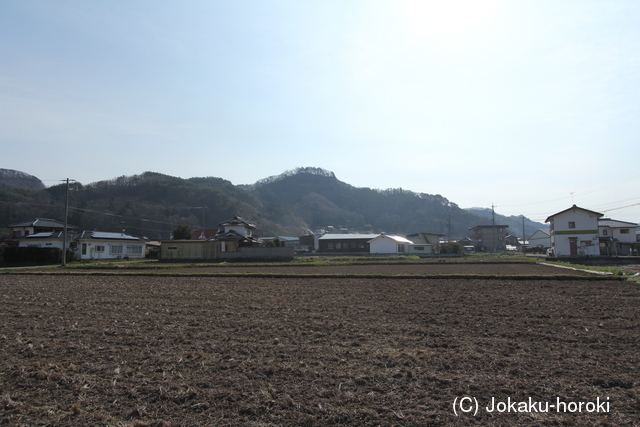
[368,234,414,254]
[528,229,551,250]
[18,231,74,251]
[75,231,146,260]
[214,216,262,253]
[406,232,440,254]
[8,218,77,238]
[598,218,639,256]
[16,228,146,260]
[545,205,602,257]
[468,224,510,252]
[318,234,378,253]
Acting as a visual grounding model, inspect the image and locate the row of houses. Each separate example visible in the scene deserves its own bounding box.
[3,216,296,262]
[306,205,639,257]
[3,205,638,262]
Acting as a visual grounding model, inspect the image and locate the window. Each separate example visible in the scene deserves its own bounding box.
[95,245,105,252]
[498,236,503,241]
[328,243,334,249]
[168,246,178,251]
[127,245,142,255]
[581,241,592,246]
[497,228,503,232]
[414,246,424,251]
[621,229,630,234]
[568,222,576,229]
[110,245,123,255]
[335,242,342,249]
[398,244,405,252]
[602,229,608,236]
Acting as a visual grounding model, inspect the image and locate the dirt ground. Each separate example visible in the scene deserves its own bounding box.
[1,263,639,426]
[154,262,600,276]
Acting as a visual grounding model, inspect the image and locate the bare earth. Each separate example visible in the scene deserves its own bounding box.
[1,263,639,426]
[159,262,598,276]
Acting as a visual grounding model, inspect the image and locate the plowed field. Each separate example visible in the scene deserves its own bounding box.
[1,264,639,426]
[156,262,596,276]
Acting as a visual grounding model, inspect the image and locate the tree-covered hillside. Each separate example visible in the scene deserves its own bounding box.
[0,169,45,191]
[246,167,484,237]
[0,168,546,239]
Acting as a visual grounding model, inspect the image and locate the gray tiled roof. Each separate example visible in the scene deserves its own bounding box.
[8,218,78,229]
[599,219,638,228]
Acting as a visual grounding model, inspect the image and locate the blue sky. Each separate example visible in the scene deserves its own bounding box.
[2,0,639,223]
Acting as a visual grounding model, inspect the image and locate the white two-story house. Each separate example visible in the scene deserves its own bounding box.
[545,205,603,257]
[598,218,638,256]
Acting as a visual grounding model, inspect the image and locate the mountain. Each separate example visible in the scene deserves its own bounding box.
[0,169,45,191]
[464,207,548,240]
[244,167,480,237]
[0,167,545,239]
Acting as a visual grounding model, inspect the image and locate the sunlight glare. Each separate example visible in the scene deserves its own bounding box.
[397,0,503,47]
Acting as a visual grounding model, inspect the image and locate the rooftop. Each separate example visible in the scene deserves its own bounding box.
[8,218,78,230]
[599,218,638,228]
[319,233,379,240]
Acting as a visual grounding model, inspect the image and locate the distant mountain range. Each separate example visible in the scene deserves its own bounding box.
[0,167,547,239]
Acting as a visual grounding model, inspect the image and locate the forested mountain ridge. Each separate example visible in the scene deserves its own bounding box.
[0,169,45,191]
[0,167,546,239]
[245,167,480,237]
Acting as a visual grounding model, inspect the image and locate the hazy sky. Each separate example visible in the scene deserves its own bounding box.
[2,0,639,223]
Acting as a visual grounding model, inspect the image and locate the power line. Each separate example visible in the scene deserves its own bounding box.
[496,174,640,209]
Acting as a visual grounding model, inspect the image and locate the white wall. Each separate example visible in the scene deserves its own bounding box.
[19,239,64,249]
[369,236,412,254]
[528,231,551,248]
[78,240,146,260]
[551,208,600,257]
[370,238,397,254]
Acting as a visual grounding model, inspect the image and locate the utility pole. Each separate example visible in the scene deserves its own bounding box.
[522,215,526,253]
[61,178,75,266]
[492,204,496,253]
